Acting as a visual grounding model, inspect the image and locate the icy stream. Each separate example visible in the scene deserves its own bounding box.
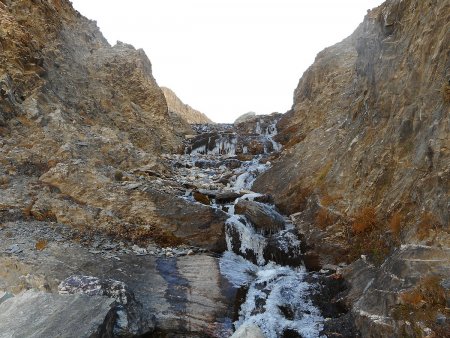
[173,119,324,337]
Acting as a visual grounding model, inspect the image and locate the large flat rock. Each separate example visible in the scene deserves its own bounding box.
[0,221,236,337]
[0,290,114,338]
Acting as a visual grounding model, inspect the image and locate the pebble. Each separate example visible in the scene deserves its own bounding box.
[5,244,22,254]
[131,245,147,256]
[436,313,446,325]
[0,291,13,304]
[103,243,117,251]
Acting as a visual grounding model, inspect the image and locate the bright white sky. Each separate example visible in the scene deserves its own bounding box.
[70,0,383,123]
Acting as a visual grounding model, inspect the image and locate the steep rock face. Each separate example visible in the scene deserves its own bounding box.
[254,0,449,335]
[162,86,212,124]
[0,0,224,248]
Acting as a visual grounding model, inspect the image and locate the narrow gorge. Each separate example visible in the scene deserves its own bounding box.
[0,0,449,337]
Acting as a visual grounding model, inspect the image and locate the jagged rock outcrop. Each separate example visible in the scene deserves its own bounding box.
[254,0,449,335]
[161,87,212,124]
[0,0,226,249]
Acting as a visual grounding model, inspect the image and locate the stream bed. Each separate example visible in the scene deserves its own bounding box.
[169,119,325,337]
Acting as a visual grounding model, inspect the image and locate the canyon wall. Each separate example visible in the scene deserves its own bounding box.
[162,87,212,124]
[254,0,449,335]
[0,0,224,249]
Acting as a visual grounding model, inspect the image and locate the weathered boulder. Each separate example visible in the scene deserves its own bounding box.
[235,200,285,234]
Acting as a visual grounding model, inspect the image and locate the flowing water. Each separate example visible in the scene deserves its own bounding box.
[172,119,324,338]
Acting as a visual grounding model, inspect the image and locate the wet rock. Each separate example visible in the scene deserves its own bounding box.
[223,158,242,169]
[197,189,220,198]
[263,229,303,266]
[235,200,285,234]
[253,194,274,204]
[195,160,219,169]
[193,191,211,205]
[236,154,255,161]
[216,191,243,204]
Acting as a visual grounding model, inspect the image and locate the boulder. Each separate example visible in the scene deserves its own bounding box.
[215,191,243,204]
[235,200,285,233]
[58,275,152,336]
[234,112,256,125]
[0,290,114,338]
[193,191,211,205]
[263,229,303,267]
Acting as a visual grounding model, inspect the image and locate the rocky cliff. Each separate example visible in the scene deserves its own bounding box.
[0,0,224,249]
[254,0,449,335]
[162,86,212,124]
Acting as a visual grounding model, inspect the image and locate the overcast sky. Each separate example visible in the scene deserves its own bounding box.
[70,0,383,123]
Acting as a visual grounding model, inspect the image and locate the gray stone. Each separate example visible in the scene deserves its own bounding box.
[436,313,446,325]
[58,275,152,336]
[0,291,13,305]
[5,244,22,254]
[215,191,243,204]
[0,290,114,338]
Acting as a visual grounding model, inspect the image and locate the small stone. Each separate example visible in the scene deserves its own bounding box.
[0,291,13,305]
[436,313,446,325]
[322,264,339,271]
[103,243,117,251]
[131,245,147,255]
[5,244,22,254]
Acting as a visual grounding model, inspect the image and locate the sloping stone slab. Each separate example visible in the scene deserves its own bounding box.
[0,290,114,338]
